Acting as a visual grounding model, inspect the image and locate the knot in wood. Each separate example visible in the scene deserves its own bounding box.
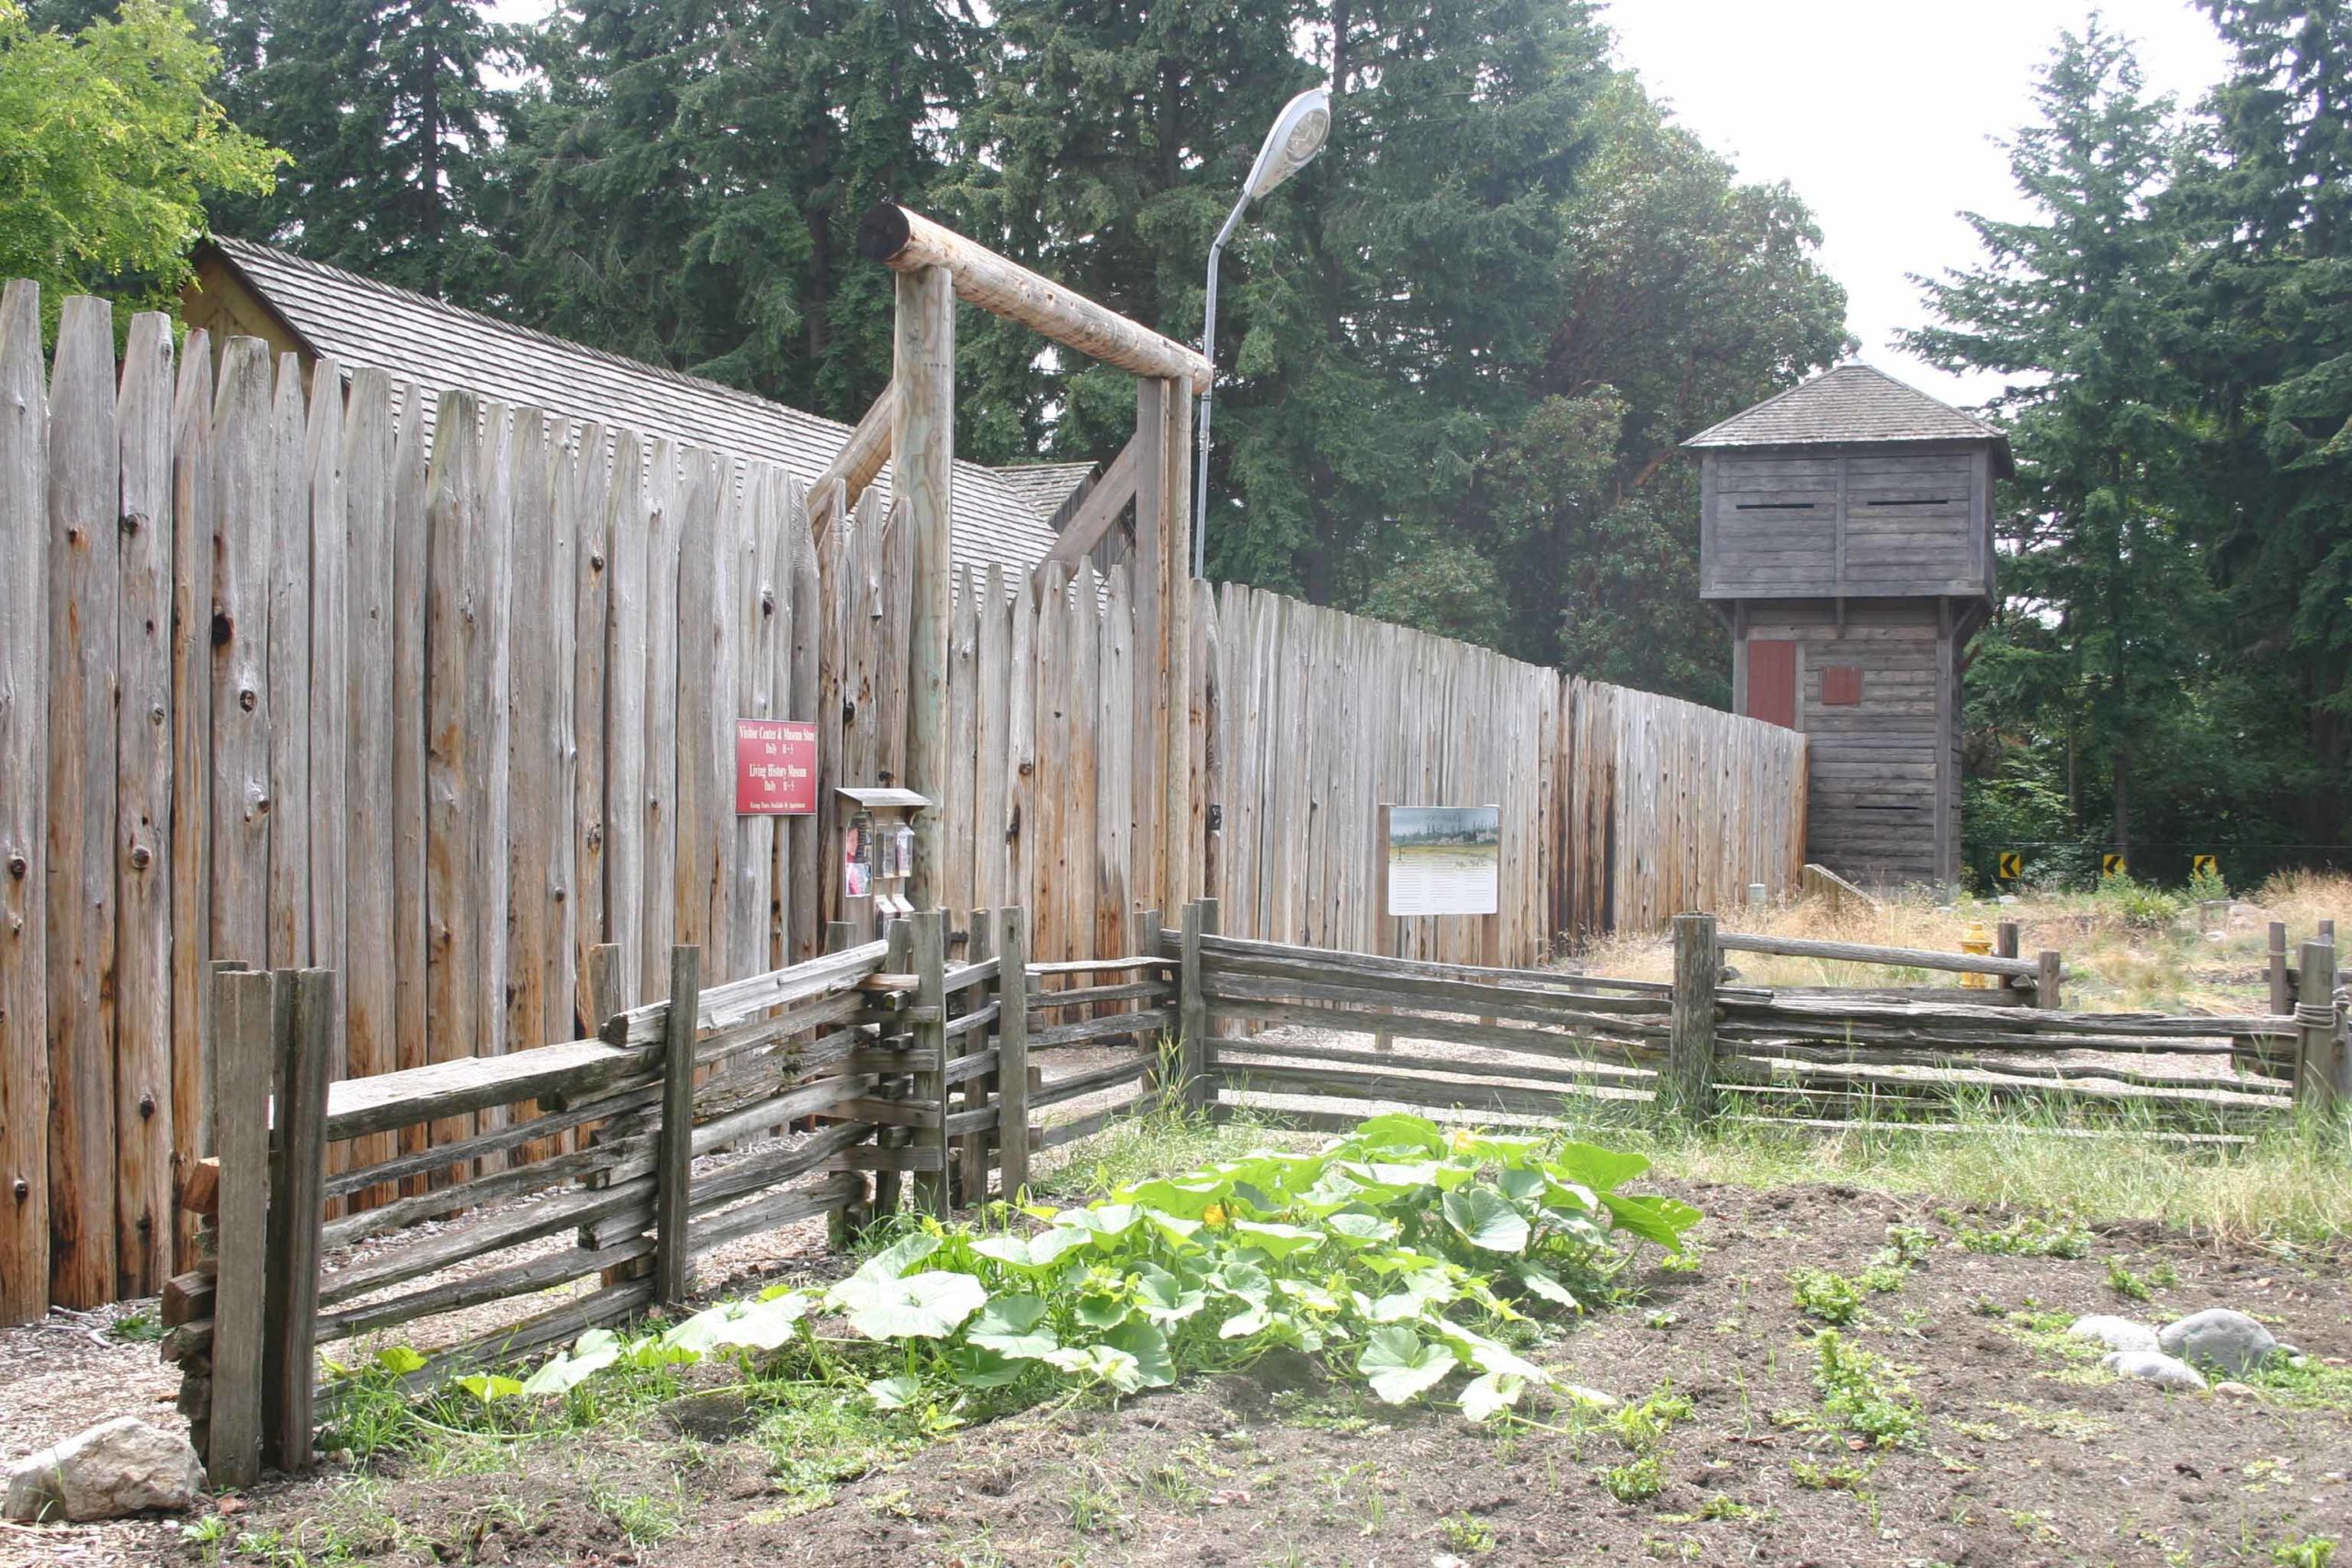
[10,1179,26,1201]
[120,512,142,536]
[130,843,153,869]
[6,854,25,879]
[211,612,232,647]
[239,688,257,711]
[140,1092,157,1117]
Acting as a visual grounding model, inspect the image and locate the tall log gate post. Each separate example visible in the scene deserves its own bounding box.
[1668,913,1720,1122]
[2295,942,2340,1119]
[859,204,1213,920]
[1179,899,1218,1113]
[654,944,701,1306]
[996,908,1032,1199]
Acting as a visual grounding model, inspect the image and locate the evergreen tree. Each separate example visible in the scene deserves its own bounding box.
[209,0,514,301]
[499,0,975,416]
[1907,23,2211,857]
[2165,0,2352,846]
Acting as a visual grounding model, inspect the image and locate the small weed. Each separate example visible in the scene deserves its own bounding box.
[590,1480,686,1547]
[1790,1269,1865,1325]
[1790,1458,1871,1491]
[1602,1453,1664,1503]
[1994,1400,2108,1441]
[2236,1353,2352,1414]
[1697,1494,1755,1519]
[2271,1537,2338,1568]
[1810,1330,1924,1447]
[1610,1387,1695,1454]
[1879,1224,1934,1268]
[2105,1258,2153,1301]
[107,1308,165,1343]
[1946,1212,2091,1258]
[1439,1511,1498,1553]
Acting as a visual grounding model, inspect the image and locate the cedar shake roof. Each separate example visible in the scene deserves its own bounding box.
[996,461,1102,533]
[1683,364,2013,472]
[198,236,1066,581]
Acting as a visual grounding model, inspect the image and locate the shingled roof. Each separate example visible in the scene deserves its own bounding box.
[1683,364,2012,469]
[198,237,1065,581]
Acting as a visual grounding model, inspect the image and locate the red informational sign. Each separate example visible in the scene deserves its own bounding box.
[734,719,817,815]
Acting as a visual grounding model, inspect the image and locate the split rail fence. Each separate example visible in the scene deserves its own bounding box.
[2,288,1805,1322]
[157,905,1178,1486]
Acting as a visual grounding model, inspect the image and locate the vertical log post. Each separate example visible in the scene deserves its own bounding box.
[1180,899,1217,1115]
[205,968,275,1489]
[262,969,334,1472]
[1995,919,2019,962]
[1372,803,1394,1054]
[872,919,915,1218]
[2035,950,2064,1011]
[2294,941,2338,1119]
[1668,912,1719,1123]
[824,919,868,1248]
[895,266,955,911]
[654,944,701,1307]
[996,908,1031,1200]
[910,908,951,1214]
[2268,921,2292,1015]
[956,910,997,1206]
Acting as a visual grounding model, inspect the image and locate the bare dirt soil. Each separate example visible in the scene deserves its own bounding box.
[112,1179,2352,1568]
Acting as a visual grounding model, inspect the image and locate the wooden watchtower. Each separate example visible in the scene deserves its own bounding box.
[1685,365,2011,890]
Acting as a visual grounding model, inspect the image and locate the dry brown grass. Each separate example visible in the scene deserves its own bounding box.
[1574,874,2347,1015]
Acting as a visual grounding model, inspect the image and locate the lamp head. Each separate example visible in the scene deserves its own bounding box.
[1242,86,1332,202]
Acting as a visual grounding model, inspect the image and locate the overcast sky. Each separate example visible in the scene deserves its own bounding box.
[1599,0,2235,409]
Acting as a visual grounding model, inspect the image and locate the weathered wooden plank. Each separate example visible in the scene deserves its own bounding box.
[264,354,309,971]
[112,313,175,1297]
[206,969,274,1488]
[45,295,119,1308]
[303,362,347,1097]
[996,908,1031,1197]
[262,970,333,1471]
[639,437,682,984]
[0,280,49,1324]
[504,410,559,1082]
[784,479,820,963]
[654,944,700,1304]
[672,451,729,956]
[897,265,955,908]
[569,423,613,1019]
[602,429,649,1000]
[341,370,398,1188]
[387,382,431,1184]
[208,339,274,976]
[909,910,950,1213]
[945,565,978,919]
[322,1035,652,1142]
[164,327,214,1271]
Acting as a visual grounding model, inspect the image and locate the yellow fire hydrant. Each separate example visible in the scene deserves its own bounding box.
[1961,919,1993,989]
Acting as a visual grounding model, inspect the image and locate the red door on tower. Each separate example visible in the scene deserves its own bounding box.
[1747,639,1796,729]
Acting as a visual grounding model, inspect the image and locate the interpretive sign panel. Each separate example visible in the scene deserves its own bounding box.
[1385,805,1500,917]
[735,720,818,815]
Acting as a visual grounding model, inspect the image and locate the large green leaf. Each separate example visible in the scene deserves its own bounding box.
[1442,1188,1532,1253]
[1324,1211,1401,1248]
[971,1228,1091,1270]
[1044,1344,1145,1394]
[1547,1142,1651,1194]
[828,1267,988,1340]
[663,1293,808,1353]
[1134,1266,1206,1325]
[1602,1192,1702,1253]
[1103,1321,1176,1388]
[1459,1371,1527,1424]
[1357,1326,1456,1404]
[1349,1112,1447,1155]
[966,1294,1057,1359]
[1232,1220,1323,1258]
[1517,1262,1580,1310]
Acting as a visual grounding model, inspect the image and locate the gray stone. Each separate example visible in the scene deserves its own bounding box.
[3,1417,205,1522]
[2211,1381,2260,1402]
[2156,1309,2279,1376]
[2101,1350,2208,1393]
[2066,1314,2159,1353]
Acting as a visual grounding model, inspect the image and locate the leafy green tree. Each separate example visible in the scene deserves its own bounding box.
[2164,0,2352,847]
[498,0,976,415]
[1908,22,2211,858]
[0,0,280,316]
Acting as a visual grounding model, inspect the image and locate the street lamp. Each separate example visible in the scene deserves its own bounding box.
[1193,85,1331,580]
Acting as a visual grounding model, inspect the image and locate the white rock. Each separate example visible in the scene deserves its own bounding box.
[2157,1309,2279,1376]
[2102,1350,2208,1392]
[2067,1314,2159,1353]
[2,1417,205,1522]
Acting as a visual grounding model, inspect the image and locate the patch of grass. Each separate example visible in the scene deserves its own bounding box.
[1547,1097,2352,1249]
[1993,1399,2107,1441]
[2270,1535,2338,1568]
[589,1478,687,1547]
[1033,1101,1301,1199]
[1697,1493,1755,1520]
[2236,1353,2352,1415]
[1609,1387,1695,1454]
[2105,1257,2154,1300]
[1808,1330,1924,1448]
[107,1307,165,1343]
[752,1384,921,1515]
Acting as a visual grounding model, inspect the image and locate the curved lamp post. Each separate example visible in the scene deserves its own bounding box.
[1194,85,1331,580]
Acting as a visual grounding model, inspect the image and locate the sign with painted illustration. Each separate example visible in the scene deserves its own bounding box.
[1385,805,1501,917]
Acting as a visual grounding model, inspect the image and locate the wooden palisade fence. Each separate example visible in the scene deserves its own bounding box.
[2,277,1806,1323]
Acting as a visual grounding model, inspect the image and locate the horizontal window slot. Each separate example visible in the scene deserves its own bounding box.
[1860,497,1952,506]
[1733,502,1818,511]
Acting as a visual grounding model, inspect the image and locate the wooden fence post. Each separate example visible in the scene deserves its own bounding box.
[2035,950,2064,1011]
[997,908,1031,1200]
[2294,942,2339,1119]
[823,919,867,1249]
[1181,899,1218,1114]
[871,920,914,1219]
[1668,913,1719,1122]
[654,944,701,1307]
[262,969,334,1472]
[2268,921,2292,1015]
[206,967,275,1489]
[957,910,997,1205]
[910,908,951,1215]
